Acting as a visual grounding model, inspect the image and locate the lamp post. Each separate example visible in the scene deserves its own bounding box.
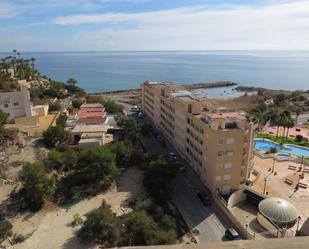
[300,156,304,171]
[272,158,276,173]
[263,177,267,195]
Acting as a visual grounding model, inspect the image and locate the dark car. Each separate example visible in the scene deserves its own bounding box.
[197,192,211,206]
[225,228,240,240]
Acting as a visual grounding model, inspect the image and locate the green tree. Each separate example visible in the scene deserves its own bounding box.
[76,146,119,189]
[67,78,77,86]
[56,113,67,128]
[0,110,8,140]
[144,157,178,204]
[20,162,56,211]
[78,200,122,247]
[121,210,176,246]
[47,149,64,171]
[109,140,134,168]
[43,126,69,148]
[72,99,83,109]
[0,219,12,242]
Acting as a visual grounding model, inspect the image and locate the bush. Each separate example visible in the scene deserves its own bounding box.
[0,110,8,140]
[143,156,178,204]
[0,219,12,242]
[49,102,61,112]
[78,201,122,247]
[72,99,83,109]
[295,135,303,142]
[43,125,69,148]
[20,162,57,211]
[72,213,83,227]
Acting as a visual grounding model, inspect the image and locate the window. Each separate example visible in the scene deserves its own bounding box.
[224,163,232,169]
[218,151,224,157]
[219,139,224,144]
[13,102,19,106]
[226,150,234,157]
[216,176,221,181]
[223,174,231,180]
[4,104,9,108]
[226,138,235,144]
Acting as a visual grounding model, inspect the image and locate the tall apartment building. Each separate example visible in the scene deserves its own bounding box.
[0,87,32,121]
[141,81,256,194]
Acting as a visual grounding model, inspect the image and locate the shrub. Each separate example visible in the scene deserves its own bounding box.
[0,219,12,242]
[295,135,303,142]
[72,99,83,109]
[43,125,69,148]
[72,213,83,227]
[20,162,57,211]
[49,102,61,112]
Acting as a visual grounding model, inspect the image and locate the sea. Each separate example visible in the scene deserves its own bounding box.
[1,50,309,95]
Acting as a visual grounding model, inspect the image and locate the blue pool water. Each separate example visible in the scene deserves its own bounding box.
[276,154,293,160]
[255,140,309,157]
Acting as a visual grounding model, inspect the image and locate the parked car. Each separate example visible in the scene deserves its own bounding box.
[197,192,211,206]
[225,228,240,240]
[169,152,177,160]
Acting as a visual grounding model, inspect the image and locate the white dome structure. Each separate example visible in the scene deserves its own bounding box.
[258,197,299,228]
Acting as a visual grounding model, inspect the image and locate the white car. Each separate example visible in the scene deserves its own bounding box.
[169,152,177,160]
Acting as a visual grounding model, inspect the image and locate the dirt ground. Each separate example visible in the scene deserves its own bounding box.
[3,167,145,249]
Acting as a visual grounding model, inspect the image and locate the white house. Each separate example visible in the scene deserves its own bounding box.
[0,87,32,120]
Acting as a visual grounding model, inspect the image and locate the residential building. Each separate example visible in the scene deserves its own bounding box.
[0,87,32,120]
[141,81,256,194]
[69,103,116,147]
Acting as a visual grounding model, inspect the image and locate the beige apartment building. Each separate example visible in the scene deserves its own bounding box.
[141,81,256,194]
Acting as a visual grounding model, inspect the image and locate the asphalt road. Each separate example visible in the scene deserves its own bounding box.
[174,173,226,243]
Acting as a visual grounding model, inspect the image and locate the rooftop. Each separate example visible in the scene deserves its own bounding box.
[71,124,108,133]
[258,197,299,225]
[80,103,103,108]
[206,111,248,120]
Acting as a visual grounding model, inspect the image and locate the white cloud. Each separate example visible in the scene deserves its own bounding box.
[0,2,23,19]
[51,0,309,50]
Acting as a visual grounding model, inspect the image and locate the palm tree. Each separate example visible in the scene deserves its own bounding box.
[30,57,36,72]
[295,108,302,124]
[285,117,294,140]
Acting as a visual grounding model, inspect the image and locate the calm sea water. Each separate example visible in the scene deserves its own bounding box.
[1,51,309,93]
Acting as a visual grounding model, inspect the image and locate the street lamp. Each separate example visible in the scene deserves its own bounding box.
[300,156,304,171]
[263,177,267,195]
[272,158,276,173]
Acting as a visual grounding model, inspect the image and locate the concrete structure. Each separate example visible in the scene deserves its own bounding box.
[118,236,309,249]
[258,198,299,230]
[0,87,32,120]
[141,81,256,194]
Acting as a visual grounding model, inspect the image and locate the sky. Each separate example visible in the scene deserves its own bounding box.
[1,0,309,51]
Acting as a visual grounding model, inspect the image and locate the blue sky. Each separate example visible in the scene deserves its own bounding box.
[1,0,309,51]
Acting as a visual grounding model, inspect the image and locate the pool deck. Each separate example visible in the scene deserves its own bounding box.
[252,156,309,235]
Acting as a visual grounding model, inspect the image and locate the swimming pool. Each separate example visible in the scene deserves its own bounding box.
[276,153,293,160]
[255,139,309,157]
